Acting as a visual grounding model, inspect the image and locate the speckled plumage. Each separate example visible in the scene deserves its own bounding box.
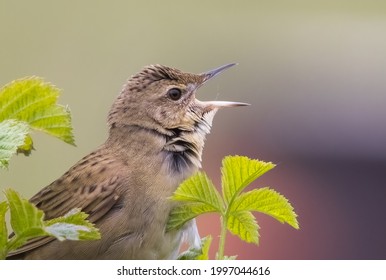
[7,64,247,259]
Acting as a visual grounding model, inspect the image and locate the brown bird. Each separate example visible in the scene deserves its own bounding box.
[7,63,248,259]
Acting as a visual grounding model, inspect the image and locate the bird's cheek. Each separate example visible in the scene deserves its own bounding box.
[151,107,179,129]
[178,110,201,130]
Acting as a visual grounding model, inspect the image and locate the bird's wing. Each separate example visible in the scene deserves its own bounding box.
[7,151,125,258]
[31,172,122,221]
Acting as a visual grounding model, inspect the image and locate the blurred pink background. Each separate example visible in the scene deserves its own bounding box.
[1,1,385,259]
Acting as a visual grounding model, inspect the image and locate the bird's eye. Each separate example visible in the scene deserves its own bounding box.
[167,88,182,101]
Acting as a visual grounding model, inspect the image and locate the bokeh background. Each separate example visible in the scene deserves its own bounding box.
[1,1,385,259]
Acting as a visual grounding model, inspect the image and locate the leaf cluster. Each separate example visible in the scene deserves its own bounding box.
[0,77,74,168]
[0,77,98,259]
[0,189,100,259]
[167,156,299,259]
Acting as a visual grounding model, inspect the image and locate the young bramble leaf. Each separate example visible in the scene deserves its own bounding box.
[0,77,75,145]
[222,156,275,204]
[3,190,100,257]
[231,187,299,229]
[0,120,29,168]
[222,255,237,260]
[5,189,45,237]
[4,189,47,251]
[17,134,34,156]
[227,210,260,244]
[171,172,223,212]
[167,172,224,231]
[197,235,212,260]
[168,155,299,259]
[0,77,100,258]
[0,201,8,259]
[178,235,212,260]
[45,208,100,241]
[166,203,218,232]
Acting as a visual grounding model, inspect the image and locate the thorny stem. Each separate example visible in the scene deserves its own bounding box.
[217,215,228,260]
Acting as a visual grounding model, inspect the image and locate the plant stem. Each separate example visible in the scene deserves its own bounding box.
[217,215,228,260]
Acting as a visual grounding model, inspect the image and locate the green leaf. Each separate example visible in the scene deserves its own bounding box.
[3,191,99,255]
[5,188,45,235]
[227,210,260,244]
[166,203,218,232]
[222,156,275,204]
[171,172,223,212]
[223,255,237,260]
[4,189,47,251]
[231,187,299,229]
[0,201,9,259]
[178,236,212,260]
[45,208,100,241]
[168,172,224,231]
[17,134,34,156]
[0,120,29,168]
[0,77,75,145]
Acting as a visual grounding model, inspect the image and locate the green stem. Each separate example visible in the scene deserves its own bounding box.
[217,215,228,260]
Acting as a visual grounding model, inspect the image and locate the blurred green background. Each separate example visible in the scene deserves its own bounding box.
[1,1,386,259]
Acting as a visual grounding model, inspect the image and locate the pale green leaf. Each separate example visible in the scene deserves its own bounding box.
[178,235,212,260]
[45,208,100,241]
[17,134,34,156]
[231,187,299,229]
[4,189,47,251]
[3,193,99,255]
[171,172,223,212]
[227,211,260,244]
[5,188,45,235]
[222,156,275,204]
[0,120,29,168]
[166,203,218,232]
[223,255,238,260]
[0,77,75,145]
[0,201,8,259]
[197,235,212,260]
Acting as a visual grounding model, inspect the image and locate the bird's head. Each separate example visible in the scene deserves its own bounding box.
[108,63,248,136]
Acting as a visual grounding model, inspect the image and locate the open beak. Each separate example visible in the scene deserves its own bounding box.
[199,63,250,109]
